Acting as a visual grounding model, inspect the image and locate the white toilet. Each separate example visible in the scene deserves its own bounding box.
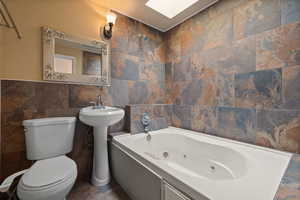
[17,117,78,200]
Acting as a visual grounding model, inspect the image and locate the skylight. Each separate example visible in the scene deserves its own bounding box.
[145,0,199,19]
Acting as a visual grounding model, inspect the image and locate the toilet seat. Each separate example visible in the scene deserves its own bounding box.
[17,156,77,200]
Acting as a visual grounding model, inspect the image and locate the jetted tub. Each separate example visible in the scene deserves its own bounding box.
[110,127,292,200]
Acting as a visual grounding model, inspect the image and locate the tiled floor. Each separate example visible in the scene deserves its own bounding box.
[68,180,131,200]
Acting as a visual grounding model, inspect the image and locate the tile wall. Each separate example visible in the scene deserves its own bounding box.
[165,0,300,154]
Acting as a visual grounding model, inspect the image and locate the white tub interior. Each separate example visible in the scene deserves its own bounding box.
[113,127,292,200]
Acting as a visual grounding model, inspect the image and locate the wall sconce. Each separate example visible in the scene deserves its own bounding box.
[102,11,117,40]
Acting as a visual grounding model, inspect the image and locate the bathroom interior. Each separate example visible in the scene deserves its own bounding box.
[0,0,299,199]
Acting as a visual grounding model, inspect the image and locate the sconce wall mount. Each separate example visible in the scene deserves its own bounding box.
[102,11,117,40]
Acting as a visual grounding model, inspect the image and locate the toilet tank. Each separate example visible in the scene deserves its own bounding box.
[23,117,76,160]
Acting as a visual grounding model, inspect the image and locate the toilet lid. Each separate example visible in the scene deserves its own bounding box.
[22,156,77,188]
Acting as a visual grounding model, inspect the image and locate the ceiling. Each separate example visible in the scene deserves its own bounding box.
[95,0,219,32]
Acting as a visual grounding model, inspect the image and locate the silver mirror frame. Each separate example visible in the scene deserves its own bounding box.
[42,27,111,86]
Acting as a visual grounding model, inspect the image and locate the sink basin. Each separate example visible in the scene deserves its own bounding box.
[79,106,125,187]
[79,106,125,127]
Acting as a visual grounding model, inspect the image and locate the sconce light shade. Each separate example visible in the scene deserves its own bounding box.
[102,11,117,40]
[106,12,117,25]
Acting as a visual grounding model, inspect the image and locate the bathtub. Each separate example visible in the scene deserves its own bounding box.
[110,127,292,200]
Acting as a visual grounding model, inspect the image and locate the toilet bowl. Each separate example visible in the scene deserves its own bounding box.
[17,156,77,200]
[17,117,78,200]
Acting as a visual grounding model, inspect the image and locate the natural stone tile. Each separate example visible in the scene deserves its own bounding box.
[217,73,235,106]
[127,104,172,132]
[127,104,171,133]
[153,104,173,124]
[165,9,233,56]
[129,104,155,121]
[201,11,233,51]
[129,81,166,104]
[256,22,300,70]
[179,19,199,57]
[217,107,256,144]
[45,108,80,118]
[191,105,218,135]
[274,154,300,200]
[233,0,281,40]
[173,56,193,81]
[69,85,101,108]
[111,15,142,56]
[165,31,181,63]
[2,125,26,153]
[173,78,218,106]
[1,80,36,114]
[172,105,192,130]
[207,0,247,18]
[108,79,129,107]
[109,117,127,133]
[69,121,93,181]
[111,52,140,81]
[202,36,256,75]
[165,62,173,83]
[2,151,33,180]
[190,51,217,80]
[128,81,149,104]
[35,82,69,111]
[235,69,282,109]
[281,0,300,25]
[257,109,300,153]
[140,63,165,82]
[69,181,131,200]
[282,65,300,109]
[172,73,234,107]
[130,117,168,134]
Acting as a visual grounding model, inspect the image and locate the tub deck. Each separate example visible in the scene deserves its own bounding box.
[112,127,294,200]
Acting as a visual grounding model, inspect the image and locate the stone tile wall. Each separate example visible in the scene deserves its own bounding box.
[0,13,166,181]
[126,104,172,133]
[166,0,300,154]
[274,154,300,200]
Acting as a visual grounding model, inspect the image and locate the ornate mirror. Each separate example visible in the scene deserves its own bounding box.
[42,27,111,86]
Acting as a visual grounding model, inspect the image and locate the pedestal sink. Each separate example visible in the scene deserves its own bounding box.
[79,106,125,187]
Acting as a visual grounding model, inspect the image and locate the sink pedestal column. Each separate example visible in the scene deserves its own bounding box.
[91,126,110,187]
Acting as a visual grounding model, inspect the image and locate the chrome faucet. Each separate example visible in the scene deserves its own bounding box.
[141,113,151,141]
[90,95,105,109]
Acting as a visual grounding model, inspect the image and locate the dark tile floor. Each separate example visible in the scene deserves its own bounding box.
[68,180,131,200]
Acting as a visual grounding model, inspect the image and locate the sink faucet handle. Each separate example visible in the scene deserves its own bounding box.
[89,101,97,108]
[97,95,103,106]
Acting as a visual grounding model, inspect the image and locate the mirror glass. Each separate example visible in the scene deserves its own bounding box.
[54,38,102,76]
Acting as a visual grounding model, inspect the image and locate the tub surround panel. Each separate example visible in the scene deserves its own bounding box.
[233,0,281,40]
[256,22,300,70]
[172,105,192,130]
[282,65,300,109]
[172,105,257,144]
[127,104,172,133]
[191,105,218,135]
[166,0,300,155]
[128,81,166,105]
[172,74,235,107]
[217,107,256,144]
[281,0,300,25]
[257,110,300,154]
[202,36,256,75]
[235,69,282,109]
[274,154,300,200]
